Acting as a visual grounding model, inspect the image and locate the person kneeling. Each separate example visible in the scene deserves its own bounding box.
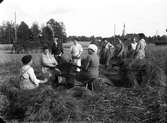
[20,55,47,90]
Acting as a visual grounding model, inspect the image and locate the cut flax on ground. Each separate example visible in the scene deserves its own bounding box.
[0,45,167,122]
[0,57,167,122]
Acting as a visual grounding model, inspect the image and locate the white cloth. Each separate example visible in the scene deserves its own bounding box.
[135,39,146,59]
[88,44,98,53]
[105,42,114,49]
[70,43,83,72]
[70,43,83,57]
[131,42,137,50]
[20,65,40,89]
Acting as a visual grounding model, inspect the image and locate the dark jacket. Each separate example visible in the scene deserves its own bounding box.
[83,53,99,79]
[51,43,64,56]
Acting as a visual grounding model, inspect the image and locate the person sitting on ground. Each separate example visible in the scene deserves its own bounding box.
[78,44,99,90]
[70,40,83,72]
[41,46,61,86]
[20,55,47,90]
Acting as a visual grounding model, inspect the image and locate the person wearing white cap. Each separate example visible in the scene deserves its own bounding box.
[79,44,99,90]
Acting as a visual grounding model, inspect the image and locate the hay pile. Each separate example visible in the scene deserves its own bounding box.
[101,58,167,88]
[0,80,167,122]
[0,59,167,122]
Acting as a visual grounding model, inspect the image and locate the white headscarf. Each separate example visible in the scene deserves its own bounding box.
[88,44,98,53]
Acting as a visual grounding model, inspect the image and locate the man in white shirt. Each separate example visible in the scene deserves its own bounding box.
[135,34,147,59]
[70,40,83,72]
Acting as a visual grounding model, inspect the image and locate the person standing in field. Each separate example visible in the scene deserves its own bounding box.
[70,40,83,72]
[135,34,147,59]
[51,37,64,64]
[20,55,47,90]
[78,44,99,90]
[129,37,138,58]
[114,38,125,59]
[101,39,115,68]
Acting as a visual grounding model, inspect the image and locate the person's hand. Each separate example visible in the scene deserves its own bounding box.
[42,78,48,83]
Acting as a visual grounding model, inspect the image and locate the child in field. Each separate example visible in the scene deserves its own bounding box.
[20,55,47,90]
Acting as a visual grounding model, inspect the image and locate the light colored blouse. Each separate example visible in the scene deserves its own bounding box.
[135,39,146,59]
[41,53,58,67]
[70,43,83,57]
[20,65,40,89]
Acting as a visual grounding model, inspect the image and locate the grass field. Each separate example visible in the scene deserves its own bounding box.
[0,42,167,122]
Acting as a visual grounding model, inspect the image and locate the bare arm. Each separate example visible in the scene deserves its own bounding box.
[28,68,47,85]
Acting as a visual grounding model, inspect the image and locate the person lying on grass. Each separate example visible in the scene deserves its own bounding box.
[20,55,47,90]
[41,46,62,86]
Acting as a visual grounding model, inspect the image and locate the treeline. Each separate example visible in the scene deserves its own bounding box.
[0,18,67,48]
[0,19,167,47]
[68,34,167,46]
[68,35,102,42]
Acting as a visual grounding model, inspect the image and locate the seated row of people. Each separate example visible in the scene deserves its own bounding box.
[19,44,99,90]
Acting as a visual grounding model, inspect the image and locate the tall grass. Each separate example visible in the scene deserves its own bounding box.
[0,43,167,122]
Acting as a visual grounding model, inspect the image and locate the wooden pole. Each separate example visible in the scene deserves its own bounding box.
[114,24,116,42]
[14,12,17,43]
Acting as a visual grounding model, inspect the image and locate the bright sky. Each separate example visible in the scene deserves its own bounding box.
[0,0,167,37]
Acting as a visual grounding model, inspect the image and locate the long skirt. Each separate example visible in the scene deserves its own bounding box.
[135,50,145,59]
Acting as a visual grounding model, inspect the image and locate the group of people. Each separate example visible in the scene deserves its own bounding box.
[19,38,99,90]
[129,35,147,59]
[101,34,147,63]
[19,34,147,90]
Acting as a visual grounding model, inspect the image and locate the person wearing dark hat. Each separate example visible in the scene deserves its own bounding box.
[20,55,47,90]
[70,40,83,72]
[51,37,64,64]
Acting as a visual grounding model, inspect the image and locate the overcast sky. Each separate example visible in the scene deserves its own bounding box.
[0,0,166,37]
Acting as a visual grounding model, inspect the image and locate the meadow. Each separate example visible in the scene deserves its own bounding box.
[0,42,167,122]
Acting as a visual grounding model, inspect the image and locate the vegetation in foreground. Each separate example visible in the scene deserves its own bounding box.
[0,44,167,122]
